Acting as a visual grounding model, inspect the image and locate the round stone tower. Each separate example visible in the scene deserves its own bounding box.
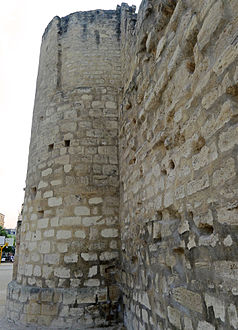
[6,8,123,328]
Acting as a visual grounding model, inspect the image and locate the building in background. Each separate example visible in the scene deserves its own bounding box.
[4,229,16,236]
[0,213,5,227]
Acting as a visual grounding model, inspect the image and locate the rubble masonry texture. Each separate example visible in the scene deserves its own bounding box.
[6,0,238,329]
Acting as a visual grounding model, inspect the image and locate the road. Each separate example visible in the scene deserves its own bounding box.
[0,263,13,318]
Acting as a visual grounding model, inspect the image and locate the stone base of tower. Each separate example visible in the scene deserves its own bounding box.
[6,281,122,328]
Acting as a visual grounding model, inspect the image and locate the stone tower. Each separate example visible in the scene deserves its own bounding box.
[6,6,134,328]
[6,1,238,329]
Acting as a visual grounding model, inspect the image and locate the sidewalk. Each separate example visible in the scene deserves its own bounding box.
[0,264,13,318]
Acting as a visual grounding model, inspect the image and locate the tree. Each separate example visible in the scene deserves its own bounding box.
[0,226,7,237]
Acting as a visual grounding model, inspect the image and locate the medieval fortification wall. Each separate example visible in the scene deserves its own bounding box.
[6,0,238,329]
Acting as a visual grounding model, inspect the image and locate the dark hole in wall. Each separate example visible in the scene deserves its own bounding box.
[31,187,37,199]
[169,159,175,169]
[82,23,87,39]
[83,23,87,33]
[64,140,70,147]
[198,223,214,235]
[38,210,44,218]
[95,30,100,45]
[48,144,54,151]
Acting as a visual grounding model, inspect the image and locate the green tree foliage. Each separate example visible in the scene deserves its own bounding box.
[0,226,7,237]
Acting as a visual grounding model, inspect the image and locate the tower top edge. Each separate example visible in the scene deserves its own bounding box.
[42,3,137,40]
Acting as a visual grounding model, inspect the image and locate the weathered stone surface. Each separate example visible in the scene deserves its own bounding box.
[172,287,203,313]
[7,1,238,328]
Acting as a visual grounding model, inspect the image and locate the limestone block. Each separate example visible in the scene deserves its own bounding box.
[217,207,238,226]
[27,302,41,315]
[218,126,238,152]
[88,197,103,204]
[43,229,55,238]
[69,307,84,317]
[88,266,97,278]
[81,253,97,261]
[228,304,238,329]
[31,253,40,262]
[84,279,100,287]
[54,267,70,278]
[33,265,42,277]
[199,0,216,21]
[223,235,233,247]
[175,185,185,200]
[109,240,117,249]
[70,279,81,287]
[92,101,104,108]
[50,179,62,186]
[213,42,238,76]
[42,265,53,279]
[101,228,118,237]
[55,155,70,165]
[168,45,182,76]
[64,164,72,173]
[41,303,58,316]
[167,306,181,329]
[184,316,193,330]
[105,101,117,109]
[38,181,48,189]
[75,230,86,239]
[212,158,235,187]
[205,294,225,322]
[48,197,62,207]
[99,251,118,261]
[75,291,96,304]
[187,174,209,195]
[142,308,149,324]
[172,287,203,313]
[64,254,78,263]
[50,216,59,227]
[37,218,49,229]
[39,241,51,254]
[61,121,77,132]
[60,217,82,226]
[56,230,72,240]
[138,292,151,309]
[81,94,93,101]
[74,206,90,216]
[24,264,33,276]
[98,146,117,155]
[214,261,238,282]
[42,168,52,177]
[44,254,60,265]
[107,285,120,303]
[41,289,53,302]
[197,0,224,50]
[197,321,215,330]
[82,216,103,226]
[156,36,166,61]
[30,213,38,221]
[43,190,53,198]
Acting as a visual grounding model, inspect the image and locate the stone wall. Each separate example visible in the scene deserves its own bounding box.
[120,0,238,329]
[6,0,238,329]
[7,9,123,328]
